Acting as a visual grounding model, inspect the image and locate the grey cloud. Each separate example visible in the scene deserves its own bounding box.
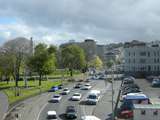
[0,0,160,44]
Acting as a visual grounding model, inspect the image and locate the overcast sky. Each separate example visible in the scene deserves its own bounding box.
[0,0,160,45]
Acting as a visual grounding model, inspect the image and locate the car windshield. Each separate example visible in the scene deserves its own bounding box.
[74,94,80,96]
[88,95,97,99]
[67,108,75,112]
[64,89,68,91]
[54,95,59,98]
[85,84,90,86]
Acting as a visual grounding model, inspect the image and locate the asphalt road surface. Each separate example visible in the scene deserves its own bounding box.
[38,80,108,120]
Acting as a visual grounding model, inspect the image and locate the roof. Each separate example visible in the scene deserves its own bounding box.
[125,93,148,100]
[134,104,160,109]
[47,111,56,115]
[81,115,101,120]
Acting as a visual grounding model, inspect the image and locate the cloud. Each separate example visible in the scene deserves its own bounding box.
[0,0,160,45]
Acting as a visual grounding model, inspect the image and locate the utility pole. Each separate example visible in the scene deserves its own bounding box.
[112,62,115,120]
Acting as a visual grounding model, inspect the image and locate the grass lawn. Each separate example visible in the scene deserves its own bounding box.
[0,80,61,104]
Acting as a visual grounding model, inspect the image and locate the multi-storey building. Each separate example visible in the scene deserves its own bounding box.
[123,40,160,77]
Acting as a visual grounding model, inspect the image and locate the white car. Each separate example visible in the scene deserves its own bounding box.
[71,93,82,101]
[51,95,62,102]
[81,115,101,120]
[61,88,70,95]
[47,111,57,120]
[81,84,92,90]
[86,91,100,105]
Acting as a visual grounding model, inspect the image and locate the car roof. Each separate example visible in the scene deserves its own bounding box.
[81,115,101,120]
[48,111,56,115]
[74,93,81,95]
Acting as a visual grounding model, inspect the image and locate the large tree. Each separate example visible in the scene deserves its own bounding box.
[89,56,103,69]
[0,37,32,87]
[61,45,86,76]
[27,43,56,86]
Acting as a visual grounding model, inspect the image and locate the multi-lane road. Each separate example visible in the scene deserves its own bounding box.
[38,80,105,120]
[38,79,121,120]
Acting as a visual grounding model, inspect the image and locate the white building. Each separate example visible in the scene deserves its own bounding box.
[123,40,160,77]
[133,104,160,120]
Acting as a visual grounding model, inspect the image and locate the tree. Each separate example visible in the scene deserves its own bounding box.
[89,56,103,69]
[27,43,56,86]
[106,60,114,68]
[61,45,86,76]
[1,37,32,87]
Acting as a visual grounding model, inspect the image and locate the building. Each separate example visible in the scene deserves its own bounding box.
[123,40,160,77]
[133,104,160,120]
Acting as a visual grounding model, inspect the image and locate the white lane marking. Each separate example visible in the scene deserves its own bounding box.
[36,102,49,120]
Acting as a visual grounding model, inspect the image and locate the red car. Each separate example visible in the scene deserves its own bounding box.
[119,110,133,119]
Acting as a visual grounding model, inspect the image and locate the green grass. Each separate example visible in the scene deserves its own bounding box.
[1,80,61,104]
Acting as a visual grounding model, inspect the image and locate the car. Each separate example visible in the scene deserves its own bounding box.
[71,93,81,101]
[61,88,70,95]
[48,86,59,92]
[86,90,101,105]
[47,111,57,120]
[74,83,82,88]
[65,106,77,119]
[151,78,160,87]
[81,84,92,90]
[81,115,101,120]
[51,94,62,102]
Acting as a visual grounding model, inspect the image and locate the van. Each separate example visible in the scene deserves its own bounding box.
[86,90,100,105]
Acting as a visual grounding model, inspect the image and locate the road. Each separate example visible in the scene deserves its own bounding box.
[38,80,121,120]
[4,79,121,120]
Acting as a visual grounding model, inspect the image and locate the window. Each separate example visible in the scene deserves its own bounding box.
[140,59,146,63]
[133,52,135,56]
[128,52,130,56]
[148,52,150,57]
[141,110,146,115]
[140,52,146,56]
[128,59,130,63]
[153,110,158,115]
[154,52,156,56]
[133,59,135,63]
[154,59,156,63]
[157,58,159,63]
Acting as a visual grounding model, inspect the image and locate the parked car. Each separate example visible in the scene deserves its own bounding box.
[50,94,62,102]
[65,106,77,119]
[47,111,57,120]
[151,78,160,87]
[81,84,92,90]
[48,86,59,92]
[61,88,70,95]
[71,93,81,101]
[118,110,133,119]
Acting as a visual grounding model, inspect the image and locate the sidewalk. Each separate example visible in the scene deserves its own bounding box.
[93,81,122,120]
[0,91,9,120]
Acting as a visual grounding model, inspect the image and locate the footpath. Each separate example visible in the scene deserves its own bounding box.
[93,81,122,120]
[0,91,9,120]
